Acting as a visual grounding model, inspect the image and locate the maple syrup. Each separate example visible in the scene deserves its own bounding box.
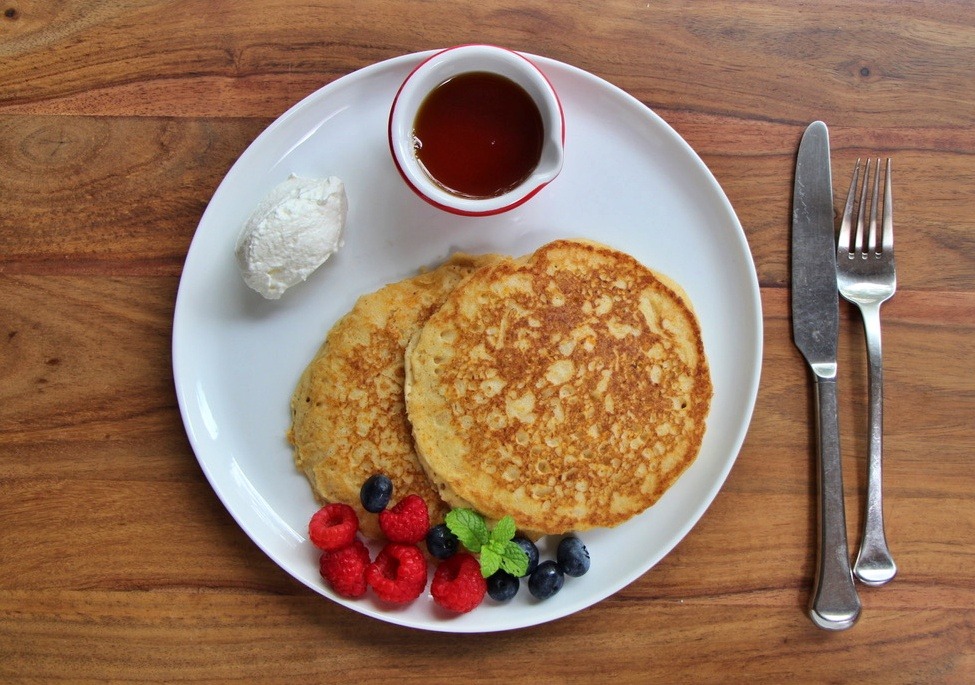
[413,72,544,199]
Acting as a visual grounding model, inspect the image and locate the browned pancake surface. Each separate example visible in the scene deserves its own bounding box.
[405,239,712,534]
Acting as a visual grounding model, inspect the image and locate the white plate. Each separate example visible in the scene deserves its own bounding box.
[172,51,762,633]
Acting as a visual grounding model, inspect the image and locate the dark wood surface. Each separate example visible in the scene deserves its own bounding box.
[2,1,973,682]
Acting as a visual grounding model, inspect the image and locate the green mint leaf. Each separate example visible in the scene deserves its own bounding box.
[479,543,502,578]
[489,515,517,545]
[445,508,490,553]
[498,540,530,577]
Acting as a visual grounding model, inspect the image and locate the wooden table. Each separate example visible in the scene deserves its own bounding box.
[2,1,973,682]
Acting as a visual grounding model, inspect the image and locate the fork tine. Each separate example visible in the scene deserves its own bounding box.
[868,158,882,254]
[854,159,871,256]
[881,158,894,253]
[838,158,861,254]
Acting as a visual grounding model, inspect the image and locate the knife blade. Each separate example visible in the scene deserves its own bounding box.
[791,121,861,631]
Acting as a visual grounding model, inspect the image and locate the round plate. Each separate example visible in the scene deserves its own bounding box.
[172,51,762,633]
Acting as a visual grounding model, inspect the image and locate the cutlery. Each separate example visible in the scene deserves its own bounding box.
[791,121,861,630]
[836,158,898,586]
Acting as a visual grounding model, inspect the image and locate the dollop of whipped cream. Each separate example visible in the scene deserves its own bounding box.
[235,174,347,299]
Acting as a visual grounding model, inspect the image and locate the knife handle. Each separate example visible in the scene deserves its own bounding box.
[809,373,861,630]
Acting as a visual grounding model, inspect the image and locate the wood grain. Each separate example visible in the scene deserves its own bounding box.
[1,0,973,682]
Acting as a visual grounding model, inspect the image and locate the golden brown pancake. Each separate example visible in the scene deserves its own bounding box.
[405,239,712,535]
[288,253,505,537]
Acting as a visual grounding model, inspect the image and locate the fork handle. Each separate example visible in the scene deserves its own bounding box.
[810,372,861,630]
[854,302,898,585]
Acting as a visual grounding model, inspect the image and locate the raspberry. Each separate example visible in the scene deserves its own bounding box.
[431,553,487,613]
[319,539,371,598]
[378,494,430,544]
[365,543,428,604]
[308,503,359,551]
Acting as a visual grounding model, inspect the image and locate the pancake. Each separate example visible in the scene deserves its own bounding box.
[404,239,712,535]
[288,252,505,537]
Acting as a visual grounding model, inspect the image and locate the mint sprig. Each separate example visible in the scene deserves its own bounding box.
[445,508,489,552]
[445,509,529,578]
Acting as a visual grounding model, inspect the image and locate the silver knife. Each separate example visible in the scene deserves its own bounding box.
[791,121,861,630]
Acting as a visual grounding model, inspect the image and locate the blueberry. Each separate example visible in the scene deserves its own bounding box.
[528,560,564,600]
[512,536,539,577]
[487,571,520,602]
[556,536,590,577]
[425,523,458,559]
[359,474,393,513]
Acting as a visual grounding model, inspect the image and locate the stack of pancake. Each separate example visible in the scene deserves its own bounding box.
[289,239,712,537]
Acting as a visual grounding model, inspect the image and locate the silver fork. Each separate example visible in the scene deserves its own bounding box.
[836,158,897,586]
